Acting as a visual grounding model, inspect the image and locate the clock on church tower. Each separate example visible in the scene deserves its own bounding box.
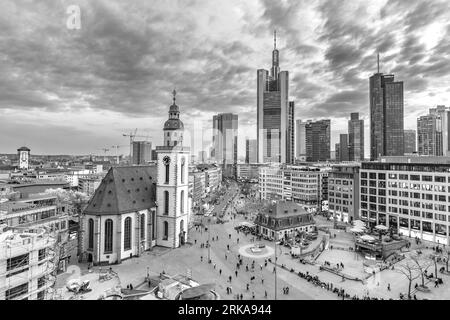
[155,90,190,249]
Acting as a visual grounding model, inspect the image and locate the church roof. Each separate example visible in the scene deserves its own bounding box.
[84,165,157,216]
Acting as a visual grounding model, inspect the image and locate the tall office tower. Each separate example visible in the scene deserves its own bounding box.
[417,106,450,156]
[305,120,331,162]
[417,114,440,155]
[334,144,340,161]
[212,113,238,165]
[257,31,291,164]
[132,141,152,165]
[430,105,450,156]
[369,54,404,160]
[348,112,364,161]
[403,130,416,154]
[245,138,258,163]
[296,120,307,160]
[339,134,349,161]
[198,151,207,163]
[287,101,295,164]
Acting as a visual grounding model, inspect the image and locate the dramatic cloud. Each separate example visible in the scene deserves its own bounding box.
[0,0,449,158]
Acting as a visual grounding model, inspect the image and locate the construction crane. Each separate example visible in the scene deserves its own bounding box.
[96,148,110,161]
[110,145,127,165]
[122,129,152,164]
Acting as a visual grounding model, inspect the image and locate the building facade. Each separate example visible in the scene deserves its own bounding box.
[295,120,307,161]
[245,138,258,164]
[360,156,450,245]
[259,164,329,206]
[212,113,238,166]
[0,226,56,300]
[305,120,331,162]
[328,164,360,223]
[132,141,152,165]
[404,130,416,154]
[417,106,450,156]
[17,147,31,170]
[348,112,364,161]
[339,134,349,162]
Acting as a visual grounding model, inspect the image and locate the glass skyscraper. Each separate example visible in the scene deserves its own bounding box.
[369,58,404,160]
[257,31,294,164]
[348,112,364,161]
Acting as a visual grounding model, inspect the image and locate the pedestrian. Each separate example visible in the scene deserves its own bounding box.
[201,255,203,262]
[252,292,255,299]
[229,275,232,283]
[230,286,233,294]
[214,263,216,269]
[235,270,238,277]
[237,238,240,244]
[261,278,264,284]
[194,239,197,244]
[227,244,230,250]
[387,283,391,291]
[229,234,231,239]
[246,283,249,291]
[219,269,222,275]
[260,265,263,271]
[264,290,267,298]
[240,293,243,300]
[225,254,227,260]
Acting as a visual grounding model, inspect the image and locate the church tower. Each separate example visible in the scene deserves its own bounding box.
[156,90,190,248]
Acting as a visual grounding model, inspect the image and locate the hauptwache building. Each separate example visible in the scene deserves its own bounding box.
[81,91,190,265]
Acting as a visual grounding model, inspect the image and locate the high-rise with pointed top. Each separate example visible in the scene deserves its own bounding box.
[369,54,404,160]
[257,31,295,164]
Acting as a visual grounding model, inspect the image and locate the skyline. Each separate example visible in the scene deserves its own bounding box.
[1,0,450,157]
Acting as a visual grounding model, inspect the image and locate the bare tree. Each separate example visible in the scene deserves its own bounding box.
[396,262,421,299]
[410,255,432,288]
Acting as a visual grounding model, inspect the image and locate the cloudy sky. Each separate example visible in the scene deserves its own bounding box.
[0,0,449,158]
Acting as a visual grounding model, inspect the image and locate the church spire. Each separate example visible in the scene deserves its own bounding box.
[377,52,380,74]
[172,88,177,104]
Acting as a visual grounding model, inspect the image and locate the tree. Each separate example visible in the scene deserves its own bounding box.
[410,255,432,288]
[396,262,421,299]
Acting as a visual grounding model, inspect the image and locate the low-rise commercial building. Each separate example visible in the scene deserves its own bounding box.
[254,201,315,240]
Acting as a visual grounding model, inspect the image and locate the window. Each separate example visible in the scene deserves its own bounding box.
[7,254,29,271]
[104,219,113,253]
[181,159,185,184]
[88,218,94,250]
[6,283,28,300]
[124,217,132,251]
[165,164,170,183]
[38,249,46,261]
[435,176,446,183]
[164,191,169,215]
[180,191,185,213]
[38,276,45,288]
[140,214,146,239]
[163,221,169,240]
[152,211,156,240]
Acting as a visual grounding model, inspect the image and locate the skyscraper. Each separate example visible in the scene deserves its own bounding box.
[417,106,450,156]
[305,120,331,162]
[132,141,152,165]
[403,130,416,154]
[339,134,349,162]
[369,54,404,160]
[257,31,294,164]
[430,105,450,156]
[245,138,257,163]
[212,113,238,166]
[348,112,364,161]
[296,120,307,160]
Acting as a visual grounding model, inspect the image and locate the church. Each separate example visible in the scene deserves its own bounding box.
[81,91,190,265]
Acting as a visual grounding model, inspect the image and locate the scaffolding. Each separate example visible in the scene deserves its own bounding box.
[0,226,59,300]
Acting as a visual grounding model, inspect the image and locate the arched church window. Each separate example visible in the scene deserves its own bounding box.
[163,156,170,183]
[124,217,132,251]
[88,218,94,250]
[163,221,169,240]
[180,190,185,213]
[104,219,113,253]
[164,191,169,215]
[181,157,185,184]
[140,214,145,239]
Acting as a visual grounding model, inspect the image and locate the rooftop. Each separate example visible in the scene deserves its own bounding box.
[84,165,157,216]
[264,201,309,218]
